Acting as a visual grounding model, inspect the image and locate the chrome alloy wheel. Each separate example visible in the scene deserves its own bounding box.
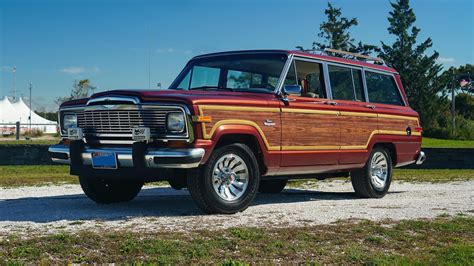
[212,153,249,201]
[369,151,389,191]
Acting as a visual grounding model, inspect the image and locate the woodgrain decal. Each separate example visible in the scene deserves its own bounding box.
[198,105,421,151]
[281,111,340,150]
[198,106,281,151]
[339,113,378,149]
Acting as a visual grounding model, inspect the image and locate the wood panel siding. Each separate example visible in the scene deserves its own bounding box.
[281,112,339,149]
[196,105,421,153]
[339,113,378,149]
[198,106,281,151]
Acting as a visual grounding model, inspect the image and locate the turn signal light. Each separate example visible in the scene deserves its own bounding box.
[192,115,212,123]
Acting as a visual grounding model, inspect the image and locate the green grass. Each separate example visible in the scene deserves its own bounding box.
[422,137,474,148]
[0,216,472,264]
[0,165,75,187]
[0,139,59,145]
[1,166,473,188]
[393,169,474,183]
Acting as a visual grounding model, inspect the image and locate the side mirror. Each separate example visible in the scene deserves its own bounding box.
[283,85,302,95]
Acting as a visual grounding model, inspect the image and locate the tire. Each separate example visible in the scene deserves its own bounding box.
[187,143,260,214]
[168,177,187,190]
[79,176,143,204]
[350,147,392,198]
[258,179,288,194]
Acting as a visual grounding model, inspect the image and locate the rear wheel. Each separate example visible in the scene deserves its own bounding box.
[350,147,392,198]
[79,176,143,204]
[187,143,260,214]
[258,179,288,194]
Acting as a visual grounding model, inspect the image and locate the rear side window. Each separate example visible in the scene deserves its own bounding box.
[365,71,404,106]
[328,65,365,101]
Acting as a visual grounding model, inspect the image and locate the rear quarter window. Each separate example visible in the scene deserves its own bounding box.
[365,71,404,106]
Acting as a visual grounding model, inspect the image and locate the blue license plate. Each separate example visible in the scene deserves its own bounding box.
[91,152,117,169]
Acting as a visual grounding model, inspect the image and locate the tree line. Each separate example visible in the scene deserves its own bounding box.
[297,0,473,140]
[53,0,472,140]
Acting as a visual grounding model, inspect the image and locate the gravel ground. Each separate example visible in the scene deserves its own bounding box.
[0,180,473,235]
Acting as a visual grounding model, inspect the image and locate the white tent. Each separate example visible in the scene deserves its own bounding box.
[0,96,21,123]
[0,96,57,134]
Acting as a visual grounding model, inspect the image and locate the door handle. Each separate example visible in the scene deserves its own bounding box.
[364,104,376,109]
[325,101,338,106]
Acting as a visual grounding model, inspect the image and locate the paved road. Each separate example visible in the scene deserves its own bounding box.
[0,180,473,235]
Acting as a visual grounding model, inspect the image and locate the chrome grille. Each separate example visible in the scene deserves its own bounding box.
[72,106,187,143]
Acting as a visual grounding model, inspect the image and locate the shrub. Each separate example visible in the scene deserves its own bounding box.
[24,128,44,138]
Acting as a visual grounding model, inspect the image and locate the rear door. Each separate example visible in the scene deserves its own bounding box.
[326,64,378,164]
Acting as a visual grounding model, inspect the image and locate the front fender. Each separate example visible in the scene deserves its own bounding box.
[195,123,280,172]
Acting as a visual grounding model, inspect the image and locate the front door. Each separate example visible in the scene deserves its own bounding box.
[280,59,340,169]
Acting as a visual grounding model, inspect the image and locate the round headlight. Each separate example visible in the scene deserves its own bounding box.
[63,114,77,130]
[167,112,185,133]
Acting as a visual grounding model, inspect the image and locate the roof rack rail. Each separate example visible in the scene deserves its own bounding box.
[297,48,386,66]
[323,48,386,65]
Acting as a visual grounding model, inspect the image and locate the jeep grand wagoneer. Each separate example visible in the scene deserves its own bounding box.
[49,49,426,214]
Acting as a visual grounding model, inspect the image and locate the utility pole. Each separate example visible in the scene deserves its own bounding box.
[29,83,32,134]
[451,71,456,135]
[13,66,17,100]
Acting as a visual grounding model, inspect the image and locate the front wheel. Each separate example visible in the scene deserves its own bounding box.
[187,143,260,214]
[350,147,392,198]
[79,176,143,204]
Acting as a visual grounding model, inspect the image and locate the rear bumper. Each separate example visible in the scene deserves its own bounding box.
[48,143,205,169]
[416,151,426,165]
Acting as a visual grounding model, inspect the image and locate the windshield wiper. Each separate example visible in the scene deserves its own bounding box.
[189,86,235,92]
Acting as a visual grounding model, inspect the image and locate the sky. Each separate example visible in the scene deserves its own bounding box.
[0,0,473,111]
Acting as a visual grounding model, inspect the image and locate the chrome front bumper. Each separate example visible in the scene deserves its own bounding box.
[48,144,205,169]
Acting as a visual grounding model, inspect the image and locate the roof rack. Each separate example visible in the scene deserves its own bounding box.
[298,48,386,66]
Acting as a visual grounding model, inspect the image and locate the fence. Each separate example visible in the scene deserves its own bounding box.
[0,122,58,138]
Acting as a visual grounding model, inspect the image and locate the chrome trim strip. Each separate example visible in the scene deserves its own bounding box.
[274,54,295,95]
[361,67,370,102]
[48,144,205,169]
[323,62,333,99]
[86,96,140,105]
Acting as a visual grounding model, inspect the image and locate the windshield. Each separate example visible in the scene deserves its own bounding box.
[169,53,288,93]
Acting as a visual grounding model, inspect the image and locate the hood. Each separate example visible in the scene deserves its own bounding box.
[61,89,277,108]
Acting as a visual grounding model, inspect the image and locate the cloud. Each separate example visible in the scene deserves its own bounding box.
[437,57,456,64]
[59,66,100,75]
